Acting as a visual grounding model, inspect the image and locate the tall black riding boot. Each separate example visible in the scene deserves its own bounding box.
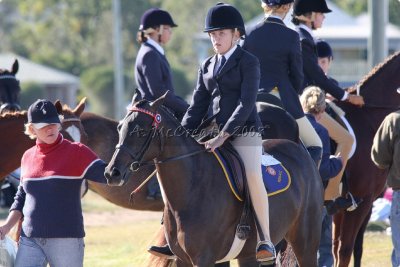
[307,146,322,169]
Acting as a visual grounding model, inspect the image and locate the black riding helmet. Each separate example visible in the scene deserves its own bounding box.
[204,3,245,37]
[293,0,331,16]
[139,8,177,31]
[262,0,294,7]
[316,40,333,59]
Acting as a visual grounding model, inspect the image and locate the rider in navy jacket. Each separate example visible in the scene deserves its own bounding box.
[135,8,188,120]
[243,6,303,119]
[182,45,261,136]
[150,3,276,263]
[243,0,322,166]
[292,0,364,106]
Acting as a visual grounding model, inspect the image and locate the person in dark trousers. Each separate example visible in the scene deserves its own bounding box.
[0,99,108,267]
[300,86,342,267]
[134,7,189,200]
[292,0,363,209]
[243,0,323,166]
[149,3,276,264]
[371,109,400,267]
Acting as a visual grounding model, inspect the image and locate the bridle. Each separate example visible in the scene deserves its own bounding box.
[115,106,206,172]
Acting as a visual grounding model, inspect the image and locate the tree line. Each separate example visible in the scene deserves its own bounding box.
[0,0,398,117]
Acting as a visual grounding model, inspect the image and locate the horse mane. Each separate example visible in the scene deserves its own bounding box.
[0,110,26,119]
[352,51,400,92]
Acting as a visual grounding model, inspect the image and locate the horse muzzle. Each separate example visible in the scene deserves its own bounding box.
[104,167,125,186]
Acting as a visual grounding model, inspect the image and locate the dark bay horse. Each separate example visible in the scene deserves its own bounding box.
[332,51,400,267]
[0,59,21,113]
[104,95,323,267]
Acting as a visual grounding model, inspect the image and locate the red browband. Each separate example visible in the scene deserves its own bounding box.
[129,107,162,127]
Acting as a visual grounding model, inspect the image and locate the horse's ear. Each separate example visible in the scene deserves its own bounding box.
[150,91,168,110]
[11,59,19,75]
[131,88,142,105]
[54,100,64,115]
[73,97,86,117]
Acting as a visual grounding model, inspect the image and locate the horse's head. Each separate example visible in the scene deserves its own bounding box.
[0,59,21,114]
[105,94,166,186]
[55,97,88,144]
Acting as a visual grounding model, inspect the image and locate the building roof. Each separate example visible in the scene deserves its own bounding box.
[0,53,79,86]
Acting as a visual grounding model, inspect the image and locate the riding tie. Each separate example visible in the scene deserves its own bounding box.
[216,55,226,75]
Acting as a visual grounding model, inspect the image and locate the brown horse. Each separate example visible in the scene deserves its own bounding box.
[0,98,86,179]
[0,100,163,211]
[332,51,400,267]
[104,95,323,267]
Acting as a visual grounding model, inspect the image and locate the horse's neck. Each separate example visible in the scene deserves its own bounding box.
[155,119,204,209]
[0,116,34,175]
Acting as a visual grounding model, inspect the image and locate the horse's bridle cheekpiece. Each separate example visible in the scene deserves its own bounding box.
[115,105,206,173]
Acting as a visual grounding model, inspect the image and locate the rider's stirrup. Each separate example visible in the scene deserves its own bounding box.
[346,192,361,212]
[256,240,276,263]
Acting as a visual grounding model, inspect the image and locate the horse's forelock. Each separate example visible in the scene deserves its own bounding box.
[358,51,400,89]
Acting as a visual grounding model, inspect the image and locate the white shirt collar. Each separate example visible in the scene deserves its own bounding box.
[146,38,165,55]
[218,44,237,62]
[298,24,315,39]
[265,14,283,21]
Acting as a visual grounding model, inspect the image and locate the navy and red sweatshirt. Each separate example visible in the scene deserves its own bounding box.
[10,134,107,238]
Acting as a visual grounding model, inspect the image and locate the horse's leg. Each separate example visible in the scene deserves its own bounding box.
[352,209,371,267]
[336,201,372,267]
[175,259,192,267]
[287,217,320,267]
[332,212,344,263]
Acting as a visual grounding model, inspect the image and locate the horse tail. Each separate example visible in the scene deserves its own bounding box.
[146,226,175,267]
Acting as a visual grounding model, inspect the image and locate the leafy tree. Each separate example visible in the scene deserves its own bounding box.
[331,0,400,27]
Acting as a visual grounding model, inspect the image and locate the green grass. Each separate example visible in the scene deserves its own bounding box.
[1,191,393,266]
[84,221,160,267]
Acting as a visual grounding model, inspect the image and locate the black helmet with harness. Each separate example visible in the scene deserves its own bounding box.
[292,0,331,26]
[137,8,177,43]
[139,8,177,31]
[204,3,245,37]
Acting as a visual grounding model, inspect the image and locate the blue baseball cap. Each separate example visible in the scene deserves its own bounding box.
[28,99,61,128]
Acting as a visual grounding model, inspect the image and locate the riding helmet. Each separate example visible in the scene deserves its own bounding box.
[28,99,61,128]
[262,0,294,7]
[204,3,245,36]
[293,0,331,16]
[316,40,333,59]
[139,8,177,31]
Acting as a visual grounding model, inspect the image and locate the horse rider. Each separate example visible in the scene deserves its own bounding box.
[149,3,276,263]
[243,0,323,166]
[292,0,364,205]
[134,8,189,200]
